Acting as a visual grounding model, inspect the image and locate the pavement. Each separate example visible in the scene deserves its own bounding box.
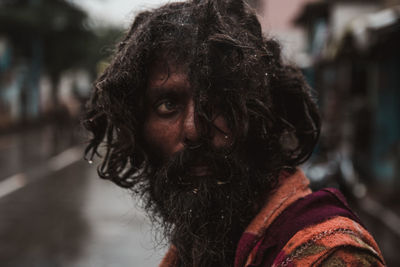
[0,125,166,267]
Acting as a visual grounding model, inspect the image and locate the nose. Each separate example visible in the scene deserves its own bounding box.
[182,99,200,146]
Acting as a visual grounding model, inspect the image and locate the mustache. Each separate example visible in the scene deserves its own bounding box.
[154,144,237,185]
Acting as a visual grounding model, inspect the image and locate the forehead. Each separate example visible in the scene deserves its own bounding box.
[147,61,190,91]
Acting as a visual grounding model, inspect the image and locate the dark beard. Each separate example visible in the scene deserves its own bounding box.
[143,145,277,267]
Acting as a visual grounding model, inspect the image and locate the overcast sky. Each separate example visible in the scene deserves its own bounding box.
[70,0,183,28]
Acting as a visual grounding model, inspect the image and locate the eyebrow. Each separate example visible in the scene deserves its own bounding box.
[146,85,190,99]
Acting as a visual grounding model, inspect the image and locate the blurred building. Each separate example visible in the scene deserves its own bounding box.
[295,0,400,190]
[0,0,96,131]
[249,0,318,63]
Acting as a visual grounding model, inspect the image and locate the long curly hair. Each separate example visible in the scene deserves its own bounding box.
[83,0,321,189]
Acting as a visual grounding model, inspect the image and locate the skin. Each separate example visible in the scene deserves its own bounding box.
[143,63,231,170]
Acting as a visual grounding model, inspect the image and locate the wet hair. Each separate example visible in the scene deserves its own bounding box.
[83,0,321,189]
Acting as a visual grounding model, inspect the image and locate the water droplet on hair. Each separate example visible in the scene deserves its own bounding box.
[265,73,268,76]
[88,160,93,164]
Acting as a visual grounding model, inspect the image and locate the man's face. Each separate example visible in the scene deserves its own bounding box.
[139,62,275,266]
[143,62,231,169]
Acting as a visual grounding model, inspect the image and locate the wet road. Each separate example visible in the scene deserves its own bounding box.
[0,126,165,267]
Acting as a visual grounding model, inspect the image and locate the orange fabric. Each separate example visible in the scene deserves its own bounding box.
[243,170,312,266]
[321,246,385,266]
[245,170,312,235]
[159,245,179,267]
[271,216,385,266]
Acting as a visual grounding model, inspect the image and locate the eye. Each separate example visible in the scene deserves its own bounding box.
[155,99,178,116]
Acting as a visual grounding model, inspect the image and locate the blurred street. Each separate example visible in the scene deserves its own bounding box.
[0,125,165,267]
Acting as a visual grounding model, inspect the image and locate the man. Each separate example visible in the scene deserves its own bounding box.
[84,0,385,266]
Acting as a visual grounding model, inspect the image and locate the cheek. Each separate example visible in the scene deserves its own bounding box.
[143,117,182,158]
[212,115,231,147]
